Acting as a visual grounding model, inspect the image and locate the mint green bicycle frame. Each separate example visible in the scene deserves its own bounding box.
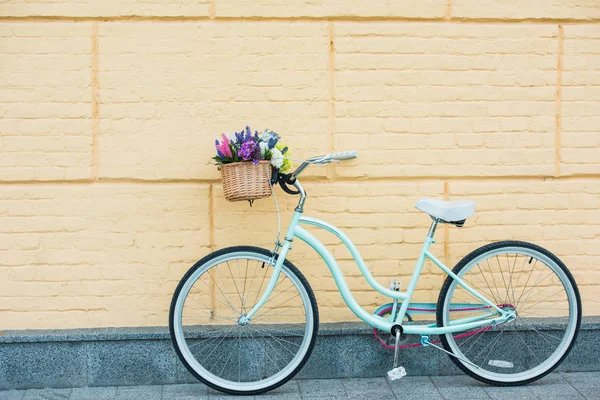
[245,206,513,335]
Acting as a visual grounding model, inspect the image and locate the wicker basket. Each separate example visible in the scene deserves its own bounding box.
[220,160,272,202]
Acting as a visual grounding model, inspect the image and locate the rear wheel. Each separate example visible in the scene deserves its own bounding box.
[436,241,581,385]
[169,246,319,395]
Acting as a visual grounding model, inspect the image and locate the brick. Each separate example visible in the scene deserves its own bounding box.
[446,179,600,312]
[0,183,210,329]
[0,23,92,181]
[334,23,558,178]
[216,0,446,18]
[452,0,600,20]
[0,0,209,17]
[561,25,600,175]
[98,22,329,180]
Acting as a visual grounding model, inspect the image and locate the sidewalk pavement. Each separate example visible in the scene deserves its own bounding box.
[0,372,597,400]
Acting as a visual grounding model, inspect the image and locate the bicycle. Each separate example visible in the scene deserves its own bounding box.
[169,151,582,395]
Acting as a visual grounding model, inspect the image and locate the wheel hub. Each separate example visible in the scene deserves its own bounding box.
[238,315,250,326]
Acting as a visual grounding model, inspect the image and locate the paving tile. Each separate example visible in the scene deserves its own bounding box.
[0,391,26,400]
[161,383,207,399]
[114,385,162,400]
[561,372,600,389]
[342,377,393,398]
[483,385,537,400]
[431,375,484,388]
[528,373,582,398]
[259,381,301,399]
[298,379,347,398]
[205,385,255,399]
[437,386,490,399]
[575,387,600,399]
[388,376,443,399]
[300,397,348,400]
[432,376,489,399]
[71,387,116,400]
[22,389,72,400]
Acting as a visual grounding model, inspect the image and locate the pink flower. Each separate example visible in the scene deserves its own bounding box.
[216,133,232,158]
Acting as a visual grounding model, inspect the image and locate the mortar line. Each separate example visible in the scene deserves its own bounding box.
[444,0,452,21]
[443,181,450,275]
[91,23,100,181]
[1,15,599,24]
[1,174,599,186]
[208,0,216,19]
[327,21,336,179]
[0,15,600,25]
[209,183,216,314]
[555,25,564,178]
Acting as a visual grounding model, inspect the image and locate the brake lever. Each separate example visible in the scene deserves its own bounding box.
[277,173,300,195]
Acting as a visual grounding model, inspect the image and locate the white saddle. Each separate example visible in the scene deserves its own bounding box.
[415,198,475,222]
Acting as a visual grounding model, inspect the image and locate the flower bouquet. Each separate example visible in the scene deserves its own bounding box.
[213,126,292,203]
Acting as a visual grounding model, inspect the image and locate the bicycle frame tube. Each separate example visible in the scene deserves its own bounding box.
[246,210,511,334]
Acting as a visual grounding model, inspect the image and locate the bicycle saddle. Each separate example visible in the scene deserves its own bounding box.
[415,198,475,224]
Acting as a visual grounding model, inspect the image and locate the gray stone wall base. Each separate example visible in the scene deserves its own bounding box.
[1,317,598,390]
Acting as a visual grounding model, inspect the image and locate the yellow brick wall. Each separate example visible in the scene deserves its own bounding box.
[0,1,599,330]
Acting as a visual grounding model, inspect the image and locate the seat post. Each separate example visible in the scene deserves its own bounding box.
[427,218,440,240]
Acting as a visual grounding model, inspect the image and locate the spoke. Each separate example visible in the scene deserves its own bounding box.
[512,324,542,367]
[252,301,303,321]
[463,272,499,303]
[516,316,564,344]
[476,263,499,304]
[246,324,307,337]
[461,325,489,355]
[261,333,292,368]
[187,324,238,350]
[226,261,245,314]
[514,258,538,308]
[183,314,237,322]
[507,253,519,306]
[248,326,302,349]
[242,259,261,311]
[241,259,249,312]
[485,258,504,302]
[251,280,294,311]
[200,269,240,315]
[200,326,238,365]
[253,262,270,309]
[190,286,238,316]
[516,271,559,311]
[519,288,568,315]
[217,333,239,377]
[472,325,506,364]
[247,329,280,375]
[496,255,510,304]
[238,329,242,383]
[481,326,507,367]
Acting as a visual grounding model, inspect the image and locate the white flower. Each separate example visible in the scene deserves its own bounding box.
[259,142,269,157]
[270,148,284,169]
[225,132,235,141]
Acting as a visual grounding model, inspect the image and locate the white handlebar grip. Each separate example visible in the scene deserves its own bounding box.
[330,150,358,160]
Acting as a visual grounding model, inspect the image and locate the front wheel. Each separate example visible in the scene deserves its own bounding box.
[169,246,319,395]
[436,241,581,386]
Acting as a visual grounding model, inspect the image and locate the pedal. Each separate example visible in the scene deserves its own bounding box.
[387,366,406,381]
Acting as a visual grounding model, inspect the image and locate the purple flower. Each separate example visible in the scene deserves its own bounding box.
[238,140,258,161]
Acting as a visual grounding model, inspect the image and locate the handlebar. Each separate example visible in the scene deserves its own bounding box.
[291,150,358,179]
[330,150,358,161]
